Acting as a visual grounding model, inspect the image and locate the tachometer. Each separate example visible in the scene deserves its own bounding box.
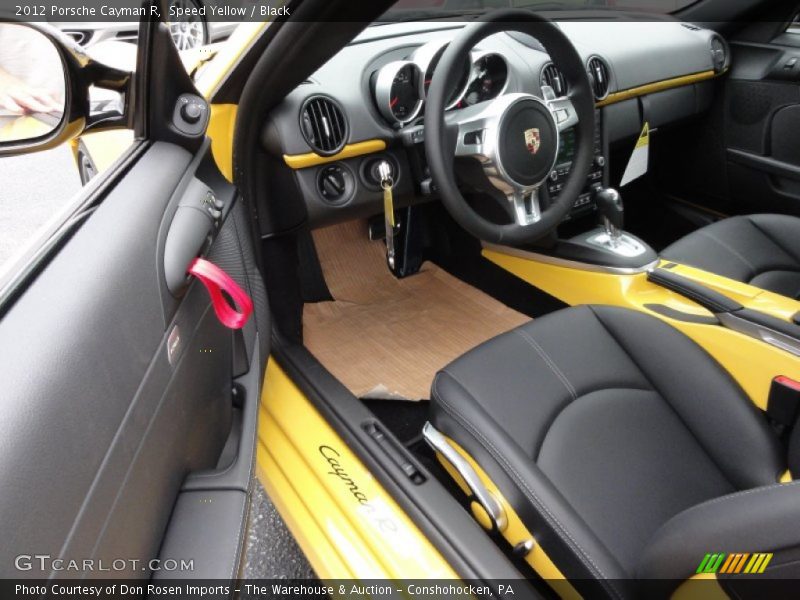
[412,40,472,110]
[374,61,423,126]
[464,53,508,106]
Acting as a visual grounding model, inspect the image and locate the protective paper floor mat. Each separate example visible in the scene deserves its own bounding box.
[303,221,529,400]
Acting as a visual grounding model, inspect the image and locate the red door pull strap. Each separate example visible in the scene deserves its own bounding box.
[188,258,254,330]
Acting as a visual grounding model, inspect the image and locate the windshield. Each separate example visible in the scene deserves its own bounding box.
[386,0,699,16]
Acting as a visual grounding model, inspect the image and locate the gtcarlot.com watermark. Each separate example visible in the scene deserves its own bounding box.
[15,554,194,572]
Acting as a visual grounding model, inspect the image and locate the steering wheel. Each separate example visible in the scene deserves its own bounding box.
[424,10,596,246]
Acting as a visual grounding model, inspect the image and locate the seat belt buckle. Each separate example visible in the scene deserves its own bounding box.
[767,376,800,438]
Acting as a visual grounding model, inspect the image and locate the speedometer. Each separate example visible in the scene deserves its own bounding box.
[374,61,423,126]
[412,40,472,110]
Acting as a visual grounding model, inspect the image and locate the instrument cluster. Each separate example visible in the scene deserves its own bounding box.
[372,40,509,127]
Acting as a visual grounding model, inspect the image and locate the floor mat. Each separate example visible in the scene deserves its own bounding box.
[303,221,529,400]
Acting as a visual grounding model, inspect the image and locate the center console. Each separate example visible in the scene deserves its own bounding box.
[526,109,657,271]
[545,109,606,219]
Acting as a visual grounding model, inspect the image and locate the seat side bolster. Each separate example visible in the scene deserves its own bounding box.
[589,305,785,489]
[637,481,800,595]
[660,216,760,282]
[747,214,800,266]
[661,214,800,287]
[431,371,632,600]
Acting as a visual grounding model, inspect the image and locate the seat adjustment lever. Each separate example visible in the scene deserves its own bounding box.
[423,422,507,531]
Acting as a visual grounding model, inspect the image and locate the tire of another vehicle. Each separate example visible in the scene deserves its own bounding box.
[168,0,210,50]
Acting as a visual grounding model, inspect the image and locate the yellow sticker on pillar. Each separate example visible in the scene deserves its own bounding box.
[620,122,650,187]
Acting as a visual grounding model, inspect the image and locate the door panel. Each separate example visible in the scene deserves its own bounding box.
[724,38,800,215]
[0,138,267,578]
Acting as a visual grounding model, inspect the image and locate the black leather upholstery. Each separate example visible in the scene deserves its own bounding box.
[430,306,790,598]
[638,481,800,597]
[661,214,800,299]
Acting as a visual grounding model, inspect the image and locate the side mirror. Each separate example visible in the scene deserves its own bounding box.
[0,21,132,156]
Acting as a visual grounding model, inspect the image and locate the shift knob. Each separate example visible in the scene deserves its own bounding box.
[594,187,624,235]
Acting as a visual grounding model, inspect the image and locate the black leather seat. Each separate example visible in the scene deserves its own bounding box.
[661,214,800,299]
[429,305,800,599]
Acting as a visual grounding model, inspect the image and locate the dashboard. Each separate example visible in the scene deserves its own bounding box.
[262,16,730,228]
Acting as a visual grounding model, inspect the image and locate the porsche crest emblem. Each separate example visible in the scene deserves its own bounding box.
[524,128,541,155]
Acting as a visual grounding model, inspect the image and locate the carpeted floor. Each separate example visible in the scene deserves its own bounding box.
[303,221,529,400]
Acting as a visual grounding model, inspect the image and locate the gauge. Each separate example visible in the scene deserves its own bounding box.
[464,53,508,106]
[412,40,472,110]
[374,60,423,126]
[424,48,472,109]
[390,63,420,121]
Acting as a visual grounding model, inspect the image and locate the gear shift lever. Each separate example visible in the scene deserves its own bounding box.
[594,188,624,245]
[584,187,647,258]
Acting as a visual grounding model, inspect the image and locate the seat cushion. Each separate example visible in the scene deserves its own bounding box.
[661,214,800,299]
[430,306,783,598]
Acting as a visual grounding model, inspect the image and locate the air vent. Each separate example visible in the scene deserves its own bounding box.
[62,30,90,45]
[300,96,348,156]
[710,35,729,74]
[587,56,610,101]
[541,63,567,97]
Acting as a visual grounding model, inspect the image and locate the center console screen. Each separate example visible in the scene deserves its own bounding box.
[556,128,576,165]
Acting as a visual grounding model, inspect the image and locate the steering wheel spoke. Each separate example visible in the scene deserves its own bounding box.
[449,98,502,161]
[542,86,579,132]
[508,187,542,226]
[450,93,561,200]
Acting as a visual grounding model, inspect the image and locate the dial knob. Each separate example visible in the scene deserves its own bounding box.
[181,102,203,124]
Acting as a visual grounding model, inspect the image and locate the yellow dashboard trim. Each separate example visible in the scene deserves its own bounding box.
[596,70,719,108]
[283,139,387,169]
